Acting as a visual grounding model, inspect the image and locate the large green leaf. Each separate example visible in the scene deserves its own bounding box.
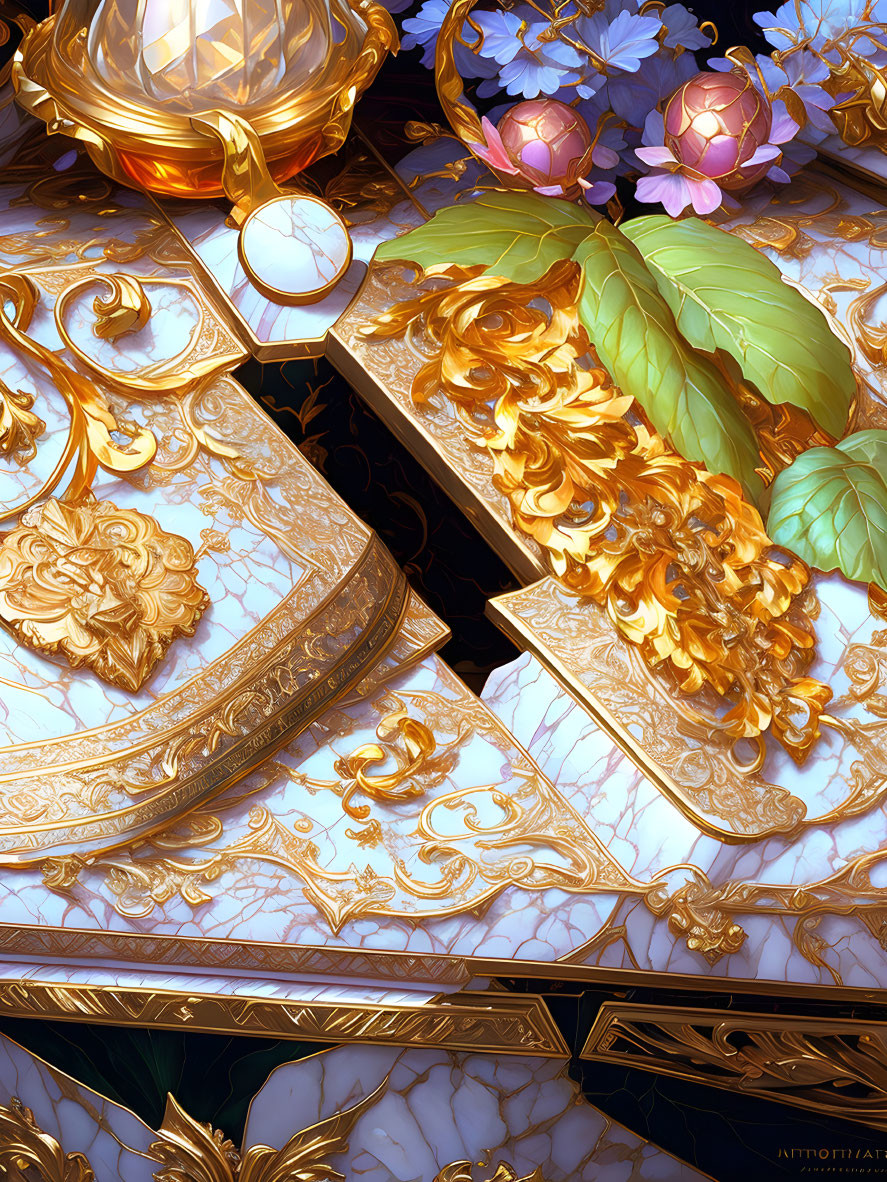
[767,430,887,588]
[575,221,764,499]
[374,190,598,285]
[622,215,855,439]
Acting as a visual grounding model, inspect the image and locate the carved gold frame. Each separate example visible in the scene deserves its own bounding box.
[582,1002,887,1132]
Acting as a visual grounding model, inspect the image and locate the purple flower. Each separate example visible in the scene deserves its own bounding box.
[606,48,698,128]
[493,22,584,99]
[570,9,663,74]
[661,4,712,51]
[580,178,618,204]
[754,0,887,59]
[402,0,500,77]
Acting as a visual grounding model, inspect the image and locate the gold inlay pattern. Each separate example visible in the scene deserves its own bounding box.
[46,669,648,933]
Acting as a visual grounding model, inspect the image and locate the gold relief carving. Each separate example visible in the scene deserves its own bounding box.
[0,983,568,1055]
[49,270,248,393]
[0,271,158,525]
[646,872,747,966]
[0,532,410,863]
[0,1097,94,1182]
[54,677,647,932]
[362,261,828,767]
[582,1003,887,1132]
[88,271,151,340]
[436,1165,543,1182]
[0,496,209,691]
[489,578,809,841]
[151,1084,384,1182]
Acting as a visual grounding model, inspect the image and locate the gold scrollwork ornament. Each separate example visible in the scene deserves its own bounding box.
[0,495,209,691]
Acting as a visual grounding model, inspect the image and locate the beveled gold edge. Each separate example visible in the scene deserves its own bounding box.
[580,1000,887,1135]
[2,924,884,1002]
[327,328,546,585]
[485,588,794,845]
[0,980,569,1056]
[0,541,410,862]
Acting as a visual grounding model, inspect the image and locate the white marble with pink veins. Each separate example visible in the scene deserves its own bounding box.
[0,1034,707,1181]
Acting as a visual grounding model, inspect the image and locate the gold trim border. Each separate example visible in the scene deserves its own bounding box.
[486,585,766,844]
[0,980,568,1057]
[0,535,409,863]
[3,923,887,1003]
[581,1001,887,1132]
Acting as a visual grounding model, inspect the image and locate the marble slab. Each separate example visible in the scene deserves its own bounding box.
[0,1033,710,1181]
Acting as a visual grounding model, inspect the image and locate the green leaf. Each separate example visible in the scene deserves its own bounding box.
[622,214,855,439]
[767,431,887,588]
[835,427,887,468]
[575,220,764,499]
[374,190,598,285]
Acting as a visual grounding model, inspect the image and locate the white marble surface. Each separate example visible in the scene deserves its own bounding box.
[0,653,633,976]
[240,195,351,299]
[2,648,882,990]
[0,1033,708,1181]
[243,1044,708,1180]
[484,654,887,990]
[0,1034,157,1182]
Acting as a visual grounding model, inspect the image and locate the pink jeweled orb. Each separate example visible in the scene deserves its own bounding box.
[664,71,773,191]
[497,99,593,194]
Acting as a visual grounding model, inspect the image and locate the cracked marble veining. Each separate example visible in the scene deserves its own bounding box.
[242,1044,708,1180]
[0,1032,708,1181]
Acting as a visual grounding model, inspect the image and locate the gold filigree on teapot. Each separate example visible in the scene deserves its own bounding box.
[13,0,396,302]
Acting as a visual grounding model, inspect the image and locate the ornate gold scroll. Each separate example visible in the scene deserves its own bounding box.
[582,1002,887,1132]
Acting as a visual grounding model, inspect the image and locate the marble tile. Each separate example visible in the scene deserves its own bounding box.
[243,1044,709,1180]
[0,1033,157,1182]
[0,1033,708,1180]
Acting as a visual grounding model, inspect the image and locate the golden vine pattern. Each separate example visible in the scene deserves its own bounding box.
[364,260,830,764]
[44,682,648,933]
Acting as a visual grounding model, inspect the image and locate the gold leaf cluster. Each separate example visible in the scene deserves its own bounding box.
[367,261,831,761]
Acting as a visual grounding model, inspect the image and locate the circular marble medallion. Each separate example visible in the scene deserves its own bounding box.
[238,194,353,306]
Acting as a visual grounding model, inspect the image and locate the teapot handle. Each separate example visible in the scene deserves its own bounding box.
[190,109,283,224]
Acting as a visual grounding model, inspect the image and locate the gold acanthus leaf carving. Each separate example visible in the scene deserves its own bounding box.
[0,1097,95,1182]
[436,1164,544,1182]
[364,261,830,764]
[0,496,209,691]
[152,1081,386,1182]
[0,381,44,467]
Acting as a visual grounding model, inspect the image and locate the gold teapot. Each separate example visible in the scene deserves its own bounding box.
[14,0,396,201]
[13,0,396,302]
